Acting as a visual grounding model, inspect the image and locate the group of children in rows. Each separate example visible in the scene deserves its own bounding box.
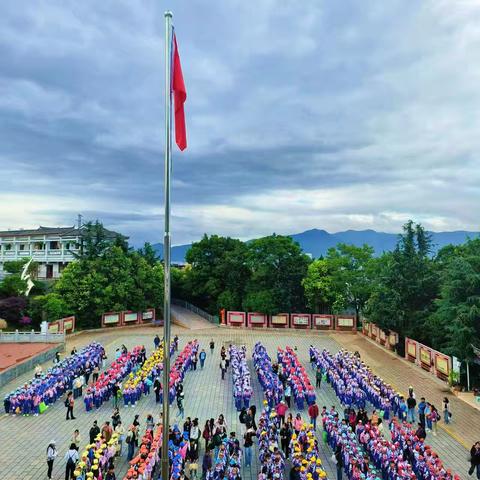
[121,341,174,408]
[253,343,284,407]
[83,346,144,411]
[308,346,457,480]
[4,342,104,416]
[278,347,316,410]
[230,345,253,411]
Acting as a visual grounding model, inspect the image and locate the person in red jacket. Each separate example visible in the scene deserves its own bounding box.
[308,401,319,430]
[276,400,288,425]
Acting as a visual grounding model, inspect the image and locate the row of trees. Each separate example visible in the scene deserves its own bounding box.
[1,219,478,366]
[175,221,480,364]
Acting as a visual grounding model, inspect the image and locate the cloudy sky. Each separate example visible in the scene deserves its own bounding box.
[1,0,479,246]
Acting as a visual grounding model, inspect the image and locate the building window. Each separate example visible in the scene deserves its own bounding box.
[5,244,12,251]
[34,242,44,250]
[49,241,60,250]
[19,244,25,251]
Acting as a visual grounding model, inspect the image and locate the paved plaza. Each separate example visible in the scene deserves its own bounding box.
[0,322,477,480]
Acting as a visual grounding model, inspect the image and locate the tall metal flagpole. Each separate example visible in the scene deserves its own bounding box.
[161,10,173,480]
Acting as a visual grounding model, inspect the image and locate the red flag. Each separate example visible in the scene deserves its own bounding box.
[172,32,187,151]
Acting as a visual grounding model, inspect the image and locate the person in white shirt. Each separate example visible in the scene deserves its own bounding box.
[64,443,79,480]
[46,441,57,479]
[115,421,126,456]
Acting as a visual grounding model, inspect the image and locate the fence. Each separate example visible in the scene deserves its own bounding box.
[0,330,65,343]
[172,299,218,324]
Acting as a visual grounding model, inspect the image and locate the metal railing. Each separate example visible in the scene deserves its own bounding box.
[172,299,218,324]
[0,330,65,343]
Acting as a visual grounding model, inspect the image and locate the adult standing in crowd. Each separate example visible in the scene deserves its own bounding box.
[115,420,126,456]
[308,401,319,430]
[418,397,426,428]
[111,407,121,430]
[407,393,416,424]
[315,366,322,388]
[126,425,137,461]
[443,397,451,424]
[46,440,57,480]
[469,442,480,477]
[202,419,213,450]
[209,339,215,355]
[65,391,75,420]
[154,334,160,350]
[220,358,227,380]
[243,426,255,468]
[199,349,207,369]
[89,420,100,443]
[72,429,81,449]
[284,383,292,408]
[64,443,79,480]
[154,377,162,403]
[102,421,113,442]
[335,443,343,480]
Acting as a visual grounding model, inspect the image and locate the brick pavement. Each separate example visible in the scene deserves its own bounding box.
[0,327,473,480]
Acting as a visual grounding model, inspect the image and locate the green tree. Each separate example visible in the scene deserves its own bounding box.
[184,235,249,313]
[138,242,160,266]
[0,275,27,297]
[75,220,125,260]
[302,259,337,313]
[243,235,310,314]
[28,293,71,324]
[55,246,164,328]
[325,243,375,318]
[428,239,480,361]
[366,221,438,343]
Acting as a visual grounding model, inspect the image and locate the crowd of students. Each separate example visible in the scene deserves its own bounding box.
[230,345,253,411]
[124,424,163,479]
[83,346,144,411]
[72,425,119,480]
[253,343,284,407]
[311,347,459,480]
[168,340,200,406]
[277,347,316,410]
[4,342,104,416]
[122,341,175,408]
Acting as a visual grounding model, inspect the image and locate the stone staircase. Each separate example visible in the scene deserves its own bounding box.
[171,304,217,330]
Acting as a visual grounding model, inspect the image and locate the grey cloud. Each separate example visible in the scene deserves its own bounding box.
[0,0,479,244]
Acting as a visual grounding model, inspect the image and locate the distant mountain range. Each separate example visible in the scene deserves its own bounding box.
[153,229,480,263]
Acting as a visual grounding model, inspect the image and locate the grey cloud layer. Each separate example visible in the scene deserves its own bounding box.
[0,0,479,244]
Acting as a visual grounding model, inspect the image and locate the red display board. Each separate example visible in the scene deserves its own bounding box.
[123,311,139,325]
[312,314,334,330]
[370,323,378,339]
[291,313,311,329]
[102,311,122,327]
[47,320,63,333]
[420,346,432,371]
[62,316,75,334]
[434,353,450,380]
[379,329,387,346]
[247,312,268,328]
[405,338,417,363]
[141,308,155,324]
[227,311,246,327]
[269,313,289,328]
[335,315,356,331]
[388,331,398,351]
